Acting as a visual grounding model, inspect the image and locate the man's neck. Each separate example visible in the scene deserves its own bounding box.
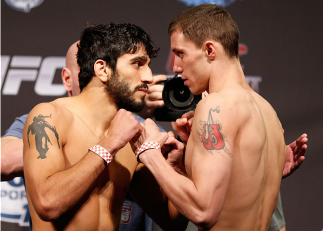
[208,58,247,94]
[75,83,118,135]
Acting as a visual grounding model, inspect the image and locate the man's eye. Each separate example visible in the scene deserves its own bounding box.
[177,52,183,57]
[133,61,141,67]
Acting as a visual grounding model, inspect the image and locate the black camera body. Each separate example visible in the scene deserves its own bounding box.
[154,74,202,121]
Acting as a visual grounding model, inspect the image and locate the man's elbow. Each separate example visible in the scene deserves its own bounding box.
[193,210,219,230]
[34,196,62,221]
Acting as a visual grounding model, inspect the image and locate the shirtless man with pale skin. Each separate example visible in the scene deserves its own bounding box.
[22,23,187,231]
[130,4,300,231]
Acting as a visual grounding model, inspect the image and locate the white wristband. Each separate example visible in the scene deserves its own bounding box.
[89,145,113,164]
[135,141,161,162]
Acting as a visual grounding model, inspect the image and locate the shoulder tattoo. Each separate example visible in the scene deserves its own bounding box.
[27,114,60,159]
[197,107,232,157]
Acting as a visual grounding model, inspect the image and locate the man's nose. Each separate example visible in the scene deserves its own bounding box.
[173,58,183,74]
[141,67,153,84]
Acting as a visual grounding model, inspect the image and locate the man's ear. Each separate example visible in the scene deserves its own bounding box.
[61,68,73,94]
[94,59,111,83]
[204,41,217,61]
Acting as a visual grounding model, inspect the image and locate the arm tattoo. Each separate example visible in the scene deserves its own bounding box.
[198,107,232,157]
[27,114,60,159]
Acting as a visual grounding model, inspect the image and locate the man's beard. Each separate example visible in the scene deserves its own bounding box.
[105,70,147,112]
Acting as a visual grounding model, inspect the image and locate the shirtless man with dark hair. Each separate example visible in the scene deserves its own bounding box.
[23,23,187,231]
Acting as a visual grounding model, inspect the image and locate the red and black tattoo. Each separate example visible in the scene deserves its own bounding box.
[198,107,232,157]
[27,114,60,159]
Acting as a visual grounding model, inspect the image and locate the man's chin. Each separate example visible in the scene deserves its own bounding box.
[190,87,205,96]
[133,101,145,113]
[133,95,146,110]
[122,100,145,113]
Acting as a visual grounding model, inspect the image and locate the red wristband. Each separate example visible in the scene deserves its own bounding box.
[89,145,113,164]
[135,141,161,162]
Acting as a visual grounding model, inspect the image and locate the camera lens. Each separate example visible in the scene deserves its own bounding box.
[162,75,201,111]
[172,85,191,102]
[169,84,194,107]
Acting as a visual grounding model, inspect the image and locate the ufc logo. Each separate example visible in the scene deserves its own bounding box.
[1,55,66,96]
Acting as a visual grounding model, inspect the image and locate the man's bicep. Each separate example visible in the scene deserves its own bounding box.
[191,99,237,160]
[190,141,233,189]
[187,129,233,218]
[188,100,237,209]
[23,104,65,187]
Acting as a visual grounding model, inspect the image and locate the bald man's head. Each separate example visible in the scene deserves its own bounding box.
[61,41,80,97]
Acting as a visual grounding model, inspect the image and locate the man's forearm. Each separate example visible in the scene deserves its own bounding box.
[1,137,24,181]
[26,151,106,221]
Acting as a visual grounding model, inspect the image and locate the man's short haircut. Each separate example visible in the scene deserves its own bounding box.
[77,23,159,91]
[168,4,240,58]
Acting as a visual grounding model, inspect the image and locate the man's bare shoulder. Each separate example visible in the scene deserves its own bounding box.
[29,97,73,119]
[250,91,281,123]
[191,92,241,156]
[196,90,248,125]
[25,98,75,139]
[198,91,236,109]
